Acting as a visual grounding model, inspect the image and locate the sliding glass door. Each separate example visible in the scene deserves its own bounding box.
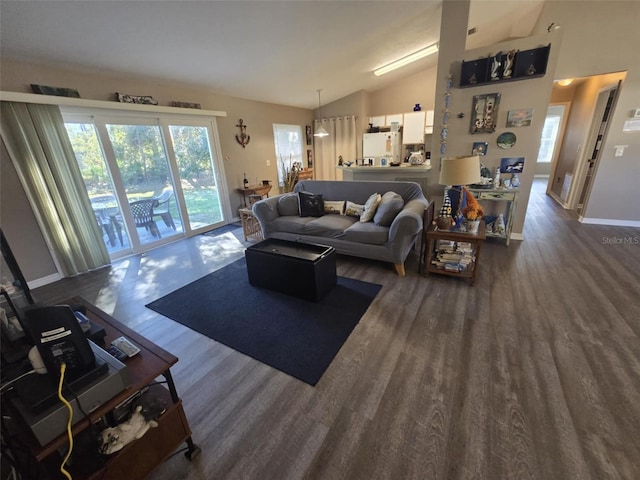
[64,112,229,258]
[166,123,225,231]
[103,121,182,249]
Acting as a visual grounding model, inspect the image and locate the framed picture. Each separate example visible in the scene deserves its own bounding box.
[470,93,501,134]
[506,108,533,127]
[307,149,313,168]
[115,92,158,105]
[170,101,201,109]
[31,84,80,98]
[305,125,312,145]
[500,157,525,173]
[472,141,488,156]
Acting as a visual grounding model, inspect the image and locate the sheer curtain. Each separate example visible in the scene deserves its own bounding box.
[314,115,357,181]
[0,102,109,276]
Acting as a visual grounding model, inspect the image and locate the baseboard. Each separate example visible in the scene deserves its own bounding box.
[579,217,640,227]
[27,272,63,290]
[510,232,524,241]
[547,190,570,209]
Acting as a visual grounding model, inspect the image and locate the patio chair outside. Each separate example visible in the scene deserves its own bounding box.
[153,189,176,230]
[129,199,161,238]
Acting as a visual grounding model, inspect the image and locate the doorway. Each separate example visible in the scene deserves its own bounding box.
[574,84,619,214]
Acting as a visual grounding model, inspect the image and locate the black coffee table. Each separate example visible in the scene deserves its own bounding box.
[245,238,336,301]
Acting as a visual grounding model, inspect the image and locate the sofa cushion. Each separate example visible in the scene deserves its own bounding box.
[298,191,324,217]
[303,215,357,237]
[277,193,299,216]
[324,200,345,215]
[345,201,364,218]
[271,215,315,234]
[360,193,382,223]
[374,191,404,226]
[344,221,389,245]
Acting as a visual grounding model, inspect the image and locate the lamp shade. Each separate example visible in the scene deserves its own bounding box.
[439,156,481,186]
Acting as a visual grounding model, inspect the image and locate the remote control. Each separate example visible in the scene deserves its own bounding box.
[107,345,128,362]
[111,336,141,358]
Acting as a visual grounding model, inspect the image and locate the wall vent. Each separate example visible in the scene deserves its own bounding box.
[560,173,573,203]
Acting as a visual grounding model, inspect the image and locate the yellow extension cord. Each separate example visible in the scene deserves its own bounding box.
[57,363,73,480]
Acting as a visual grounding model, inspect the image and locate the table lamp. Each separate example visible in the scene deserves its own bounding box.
[439,155,481,223]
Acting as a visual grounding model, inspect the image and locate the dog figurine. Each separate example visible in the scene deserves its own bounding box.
[99,406,158,455]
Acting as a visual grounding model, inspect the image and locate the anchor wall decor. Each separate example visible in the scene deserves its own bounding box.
[235,119,251,148]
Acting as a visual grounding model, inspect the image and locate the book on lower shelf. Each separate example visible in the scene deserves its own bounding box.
[432,241,476,272]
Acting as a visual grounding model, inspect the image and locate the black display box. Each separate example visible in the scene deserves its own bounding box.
[245,238,336,301]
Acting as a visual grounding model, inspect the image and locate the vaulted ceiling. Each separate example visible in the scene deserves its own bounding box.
[0,1,545,109]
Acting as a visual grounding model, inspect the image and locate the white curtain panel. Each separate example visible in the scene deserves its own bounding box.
[0,102,110,276]
[314,115,356,181]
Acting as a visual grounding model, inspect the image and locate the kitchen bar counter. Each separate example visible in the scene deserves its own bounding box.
[337,164,432,189]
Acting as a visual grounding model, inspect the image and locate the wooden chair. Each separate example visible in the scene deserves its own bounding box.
[153,189,176,230]
[129,199,161,238]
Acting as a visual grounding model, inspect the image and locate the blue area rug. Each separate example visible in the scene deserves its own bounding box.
[146,258,382,385]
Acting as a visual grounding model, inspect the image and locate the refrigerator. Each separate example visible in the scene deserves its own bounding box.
[362,132,402,165]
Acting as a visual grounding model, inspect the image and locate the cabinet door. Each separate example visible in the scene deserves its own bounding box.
[403,111,426,144]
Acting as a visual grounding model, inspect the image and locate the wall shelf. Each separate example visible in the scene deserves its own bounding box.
[459,44,551,88]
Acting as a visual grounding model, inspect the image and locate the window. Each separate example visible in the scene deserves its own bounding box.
[273,124,303,187]
[537,105,566,163]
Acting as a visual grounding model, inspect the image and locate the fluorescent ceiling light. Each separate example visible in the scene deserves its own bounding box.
[373,43,439,76]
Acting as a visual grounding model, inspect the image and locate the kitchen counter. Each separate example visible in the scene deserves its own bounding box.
[337,164,432,194]
[336,164,431,172]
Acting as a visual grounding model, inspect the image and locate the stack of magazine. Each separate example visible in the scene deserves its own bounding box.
[432,241,475,272]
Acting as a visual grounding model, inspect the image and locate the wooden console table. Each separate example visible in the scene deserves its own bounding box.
[5,297,200,479]
[237,184,272,207]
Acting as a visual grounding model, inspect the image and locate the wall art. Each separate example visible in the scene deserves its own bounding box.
[472,142,488,156]
[470,93,500,134]
[31,84,80,98]
[506,108,533,127]
[497,131,517,149]
[115,93,158,105]
[170,101,201,109]
[499,157,525,173]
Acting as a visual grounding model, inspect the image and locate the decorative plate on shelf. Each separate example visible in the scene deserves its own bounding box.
[497,131,517,149]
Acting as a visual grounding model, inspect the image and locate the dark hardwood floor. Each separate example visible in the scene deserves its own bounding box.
[31,180,640,480]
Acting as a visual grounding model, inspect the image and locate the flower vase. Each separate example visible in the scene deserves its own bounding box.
[467,219,480,234]
[413,103,422,111]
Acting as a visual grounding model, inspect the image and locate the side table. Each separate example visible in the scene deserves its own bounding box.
[239,208,263,241]
[423,222,486,286]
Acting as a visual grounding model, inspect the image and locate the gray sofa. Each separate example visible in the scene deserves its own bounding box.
[252,180,432,276]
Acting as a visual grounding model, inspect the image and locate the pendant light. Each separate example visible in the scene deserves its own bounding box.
[314,89,329,137]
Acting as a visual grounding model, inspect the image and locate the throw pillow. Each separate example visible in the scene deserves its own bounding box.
[374,191,404,226]
[298,191,324,217]
[324,200,345,215]
[277,192,299,216]
[344,201,364,218]
[360,193,382,223]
